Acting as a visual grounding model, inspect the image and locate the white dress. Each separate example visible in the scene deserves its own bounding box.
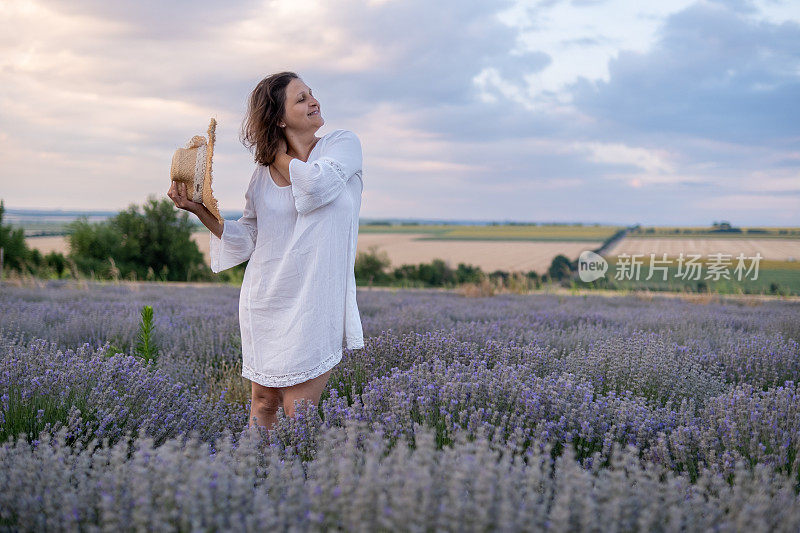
[209,129,365,387]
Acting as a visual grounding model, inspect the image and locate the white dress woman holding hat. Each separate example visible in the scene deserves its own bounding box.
[168,71,364,433]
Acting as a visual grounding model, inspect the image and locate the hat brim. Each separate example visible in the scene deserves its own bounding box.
[201,118,222,224]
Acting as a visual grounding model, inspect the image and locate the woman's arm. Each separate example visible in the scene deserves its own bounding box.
[277,130,362,215]
[272,151,293,184]
[168,181,223,238]
[208,168,260,272]
[195,203,224,239]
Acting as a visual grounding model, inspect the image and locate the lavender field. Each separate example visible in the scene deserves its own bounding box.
[2,280,800,531]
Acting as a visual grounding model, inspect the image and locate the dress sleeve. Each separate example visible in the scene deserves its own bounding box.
[209,168,259,273]
[288,129,362,215]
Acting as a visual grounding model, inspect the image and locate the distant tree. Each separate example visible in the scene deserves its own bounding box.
[45,251,67,277]
[0,199,31,272]
[490,270,509,282]
[548,254,573,281]
[67,195,206,281]
[67,217,125,277]
[392,264,418,283]
[355,245,391,284]
[454,263,483,284]
[113,195,205,281]
[28,249,43,268]
[418,258,455,286]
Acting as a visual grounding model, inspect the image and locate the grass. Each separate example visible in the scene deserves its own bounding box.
[586,257,800,295]
[358,223,623,241]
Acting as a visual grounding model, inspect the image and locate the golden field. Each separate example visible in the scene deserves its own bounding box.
[605,237,800,262]
[26,225,800,276]
[26,231,604,275]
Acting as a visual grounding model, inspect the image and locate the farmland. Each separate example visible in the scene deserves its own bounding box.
[1,281,799,529]
[22,222,800,293]
[606,237,800,262]
[25,223,615,276]
[357,223,623,241]
[590,256,800,296]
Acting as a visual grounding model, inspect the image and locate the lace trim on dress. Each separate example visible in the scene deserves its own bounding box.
[345,336,365,349]
[242,347,343,387]
[318,156,349,182]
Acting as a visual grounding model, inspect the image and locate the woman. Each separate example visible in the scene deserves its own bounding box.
[167,71,365,433]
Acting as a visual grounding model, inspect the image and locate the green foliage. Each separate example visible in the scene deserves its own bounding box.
[44,251,68,277]
[454,263,483,284]
[355,246,540,290]
[355,245,392,284]
[216,261,247,285]
[66,195,208,281]
[0,200,67,278]
[548,254,573,281]
[0,199,31,273]
[66,217,127,277]
[0,386,100,448]
[417,258,455,286]
[133,305,159,365]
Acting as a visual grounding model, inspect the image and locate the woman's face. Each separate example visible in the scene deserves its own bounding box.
[282,78,323,132]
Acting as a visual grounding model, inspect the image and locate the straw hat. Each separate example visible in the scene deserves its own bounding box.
[170,118,222,223]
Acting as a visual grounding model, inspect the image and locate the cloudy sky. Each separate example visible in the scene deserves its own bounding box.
[1,0,798,225]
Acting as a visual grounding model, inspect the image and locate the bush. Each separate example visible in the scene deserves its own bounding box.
[454,263,483,284]
[44,251,68,277]
[548,254,573,281]
[0,199,31,273]
[66,195,207,281]
[355,245,392,284]
[417,258,455,286]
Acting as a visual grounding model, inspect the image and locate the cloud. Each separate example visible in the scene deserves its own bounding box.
[569,1,800,145]
[579,141,675,174]
[695,193,800,215]
[494,0,697,100]
[0,0,798,226]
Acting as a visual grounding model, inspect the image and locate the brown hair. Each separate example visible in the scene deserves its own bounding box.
[239,71,299,167]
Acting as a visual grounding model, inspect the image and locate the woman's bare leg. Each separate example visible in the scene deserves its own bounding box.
[281,368,333,417]
[249,381,284,431]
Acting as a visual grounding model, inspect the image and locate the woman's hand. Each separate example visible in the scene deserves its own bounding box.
[168,181,202,214]
[168,180,223,238]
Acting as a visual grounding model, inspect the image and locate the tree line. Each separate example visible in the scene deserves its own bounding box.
[0,196,228,282]
[2,196,577,290]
